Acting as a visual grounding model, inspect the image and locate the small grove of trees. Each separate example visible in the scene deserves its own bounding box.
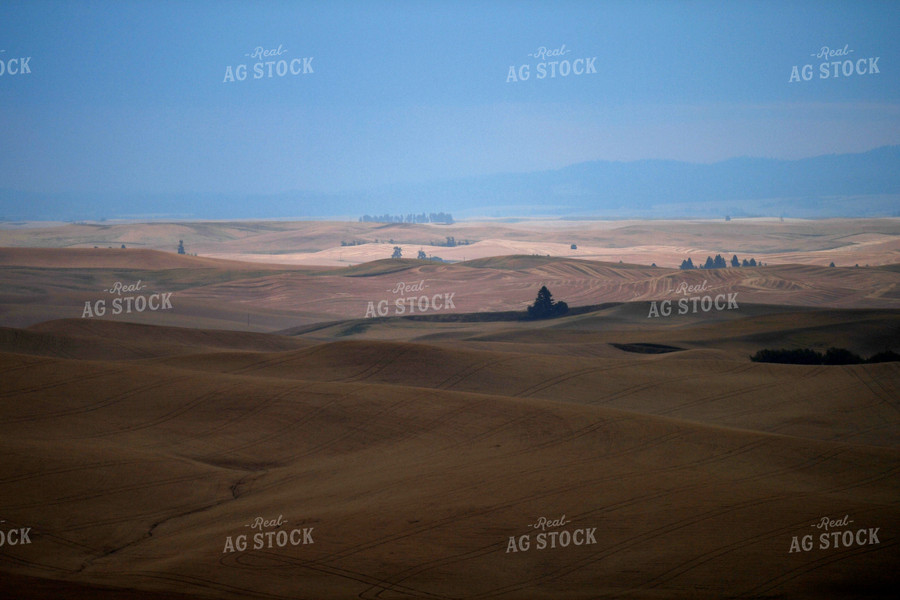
[431,236,471,247]
[750,348,900,365]
[359,212,454,224]
[526,286,569,319]
[417,249,427,260]
[342,237,470,248]
[391,246,402,259]
[704,255,728,269]
[680,254,759,270]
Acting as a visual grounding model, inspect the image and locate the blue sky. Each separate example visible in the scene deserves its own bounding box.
[1,0,898,198]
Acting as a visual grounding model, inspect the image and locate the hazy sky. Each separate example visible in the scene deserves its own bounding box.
[1,0,898,196]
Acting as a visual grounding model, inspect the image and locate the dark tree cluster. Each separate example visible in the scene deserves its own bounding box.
[430,236,471,247]
[750,348,899,365]
[526,286,569,320]
[359,212,454,224]
[679,254,759,270]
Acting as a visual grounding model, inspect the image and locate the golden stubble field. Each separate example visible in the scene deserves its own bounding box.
[0,219,898,599]
[2,218,898,268]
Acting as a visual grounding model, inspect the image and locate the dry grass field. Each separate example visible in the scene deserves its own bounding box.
[2,218,898,267]
[0,219,898,598]
[0,245,898,332]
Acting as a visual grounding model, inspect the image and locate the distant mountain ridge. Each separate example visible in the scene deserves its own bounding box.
[2,146,898,221]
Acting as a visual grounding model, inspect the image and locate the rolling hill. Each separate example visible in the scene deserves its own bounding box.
[0,303,897,599]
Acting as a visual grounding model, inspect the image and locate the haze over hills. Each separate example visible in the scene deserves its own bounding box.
[1,146,898,221]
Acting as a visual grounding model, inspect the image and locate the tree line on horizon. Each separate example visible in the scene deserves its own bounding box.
[359,212,454,224]
[679,254,762,270]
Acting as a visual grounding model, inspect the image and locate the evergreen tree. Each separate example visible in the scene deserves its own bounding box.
[526,286,569,319]
[391,246,402,259]
[731,254,740,267]
[177,240,185,255]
